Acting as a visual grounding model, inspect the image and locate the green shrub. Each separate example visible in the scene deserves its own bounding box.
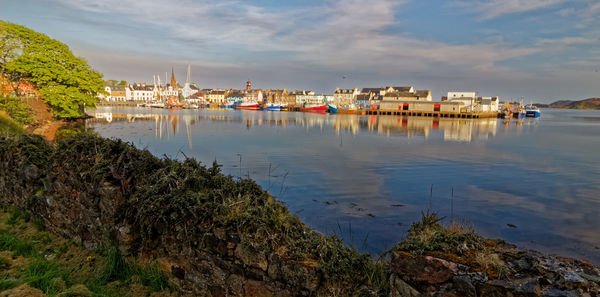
[0,231,38,258]
[22,258,69,295]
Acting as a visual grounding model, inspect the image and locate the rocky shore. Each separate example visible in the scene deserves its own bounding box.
[1,133,599,296]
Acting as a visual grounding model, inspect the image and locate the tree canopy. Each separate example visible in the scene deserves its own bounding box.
[0,20,105,119]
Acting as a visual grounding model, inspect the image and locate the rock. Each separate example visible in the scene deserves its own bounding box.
[57,284,93,297]
[542,288,581,297]
[453,275,476,297]
[562,271,586,290]
[245,279,274,297]
[486,278,541,297]
[389,274,420,297]
[0,284,45,297]
[390,251,462,284]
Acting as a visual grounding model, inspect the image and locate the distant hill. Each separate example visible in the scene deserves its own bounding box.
[536,98,600,110]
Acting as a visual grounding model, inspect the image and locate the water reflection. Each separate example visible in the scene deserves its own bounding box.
[88,109,506,146]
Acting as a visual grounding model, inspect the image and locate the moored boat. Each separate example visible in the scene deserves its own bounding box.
[263,103,283,111]
[301,104,327,112]
[235,102,260,110]
[327,104,338,114]
[525,105,540,118]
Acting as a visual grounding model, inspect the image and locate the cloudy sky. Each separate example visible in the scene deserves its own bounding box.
[1,0,599,102]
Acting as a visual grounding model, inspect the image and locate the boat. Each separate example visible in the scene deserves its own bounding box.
[511,105,526,118]
[327,104,338,114]
[301,104,327,112]
[167,96,184,110]
[525,105,540,118]
[148,102,166,108]
[263,103,286,111]
[235,102,260,110]
[187,103,199,109]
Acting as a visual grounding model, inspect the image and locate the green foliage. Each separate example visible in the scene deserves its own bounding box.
[118,80,127,86]
[0,256,11,270]
[395,211,482,255]
[93,247,170,293]
[95,247,131,285]
[0,230,38,258]
[22,258,70,295]
[0,275,20,291]
[0,110,24,135]
[0,95,32,124]
[137,264,170,292]
[0,20,105,119]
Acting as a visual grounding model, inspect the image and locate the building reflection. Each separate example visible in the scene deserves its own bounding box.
[87,110,503,145]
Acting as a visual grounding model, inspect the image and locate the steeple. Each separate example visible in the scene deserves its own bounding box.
[186,64,191,85]
[170,67,177,87]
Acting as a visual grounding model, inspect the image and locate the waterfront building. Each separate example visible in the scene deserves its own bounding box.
[333,87,359,107]
[103,85,131,102]
[445,92,499,112]
[264,89,289,104]
[130,83,155,102]
[207,89,228,103]
[226,91,244,104]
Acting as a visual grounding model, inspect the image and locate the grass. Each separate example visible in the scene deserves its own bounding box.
[0,110,25,135]
[0,208,173,296]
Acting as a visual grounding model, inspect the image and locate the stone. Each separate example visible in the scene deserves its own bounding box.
[453,275,476,297]
[390,251,460,284]
[245,279,274,297]
[542,288,581,297]
[389,274,420,297]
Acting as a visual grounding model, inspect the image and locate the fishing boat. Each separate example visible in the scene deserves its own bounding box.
[235,102,260,110]
[525,105,540,118]
[511,105,526,118]
[327,104,338,114]
[301,104,327,112]
[167,96,184,110]
[263,103,283,111]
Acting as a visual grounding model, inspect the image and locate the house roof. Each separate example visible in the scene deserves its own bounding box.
[361,88,383,94]
[415,90,431,97]
[389,86,413,92]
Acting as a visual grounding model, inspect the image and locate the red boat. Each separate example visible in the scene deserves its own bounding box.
[235,102,260,110]
[301,104,327,112]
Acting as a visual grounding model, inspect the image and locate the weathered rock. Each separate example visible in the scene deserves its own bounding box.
[391,251,462,284]
[452,275,476,297]
[389,274,420,297]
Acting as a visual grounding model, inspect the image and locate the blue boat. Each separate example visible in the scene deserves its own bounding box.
[263,104,282,111]
[525,105,540,118]
[327,104,338,114]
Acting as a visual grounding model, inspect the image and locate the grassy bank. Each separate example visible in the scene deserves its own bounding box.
[0,207,175,297]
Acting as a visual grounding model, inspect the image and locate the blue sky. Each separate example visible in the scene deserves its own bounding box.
[1,0,599,102]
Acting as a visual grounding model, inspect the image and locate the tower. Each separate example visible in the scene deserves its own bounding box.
[170,67,177,88]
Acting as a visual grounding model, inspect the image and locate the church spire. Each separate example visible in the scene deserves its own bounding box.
[170,67,177,87]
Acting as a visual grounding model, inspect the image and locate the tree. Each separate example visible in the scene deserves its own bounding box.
[0,20,106,119]
[118,80,127,86]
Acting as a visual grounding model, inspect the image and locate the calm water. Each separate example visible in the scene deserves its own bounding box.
[87,107,600,263]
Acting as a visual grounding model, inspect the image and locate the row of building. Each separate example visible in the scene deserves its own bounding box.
[100,66,499,112]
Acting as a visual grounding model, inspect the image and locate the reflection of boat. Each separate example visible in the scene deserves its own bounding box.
[525,105,540,118]
[328,104,338,114]
[302,104,327,112]
[236,102,260,110]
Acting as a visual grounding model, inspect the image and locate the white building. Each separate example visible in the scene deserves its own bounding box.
[181,64,199,99]
[103,85,132,102]
[445,91,499,112]
[333,87,360,107]
[130,83,155,102]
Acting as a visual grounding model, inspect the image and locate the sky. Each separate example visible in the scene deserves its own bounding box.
[1,0,599,102]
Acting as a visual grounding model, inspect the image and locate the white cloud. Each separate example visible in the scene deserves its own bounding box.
[455,0,570,19]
